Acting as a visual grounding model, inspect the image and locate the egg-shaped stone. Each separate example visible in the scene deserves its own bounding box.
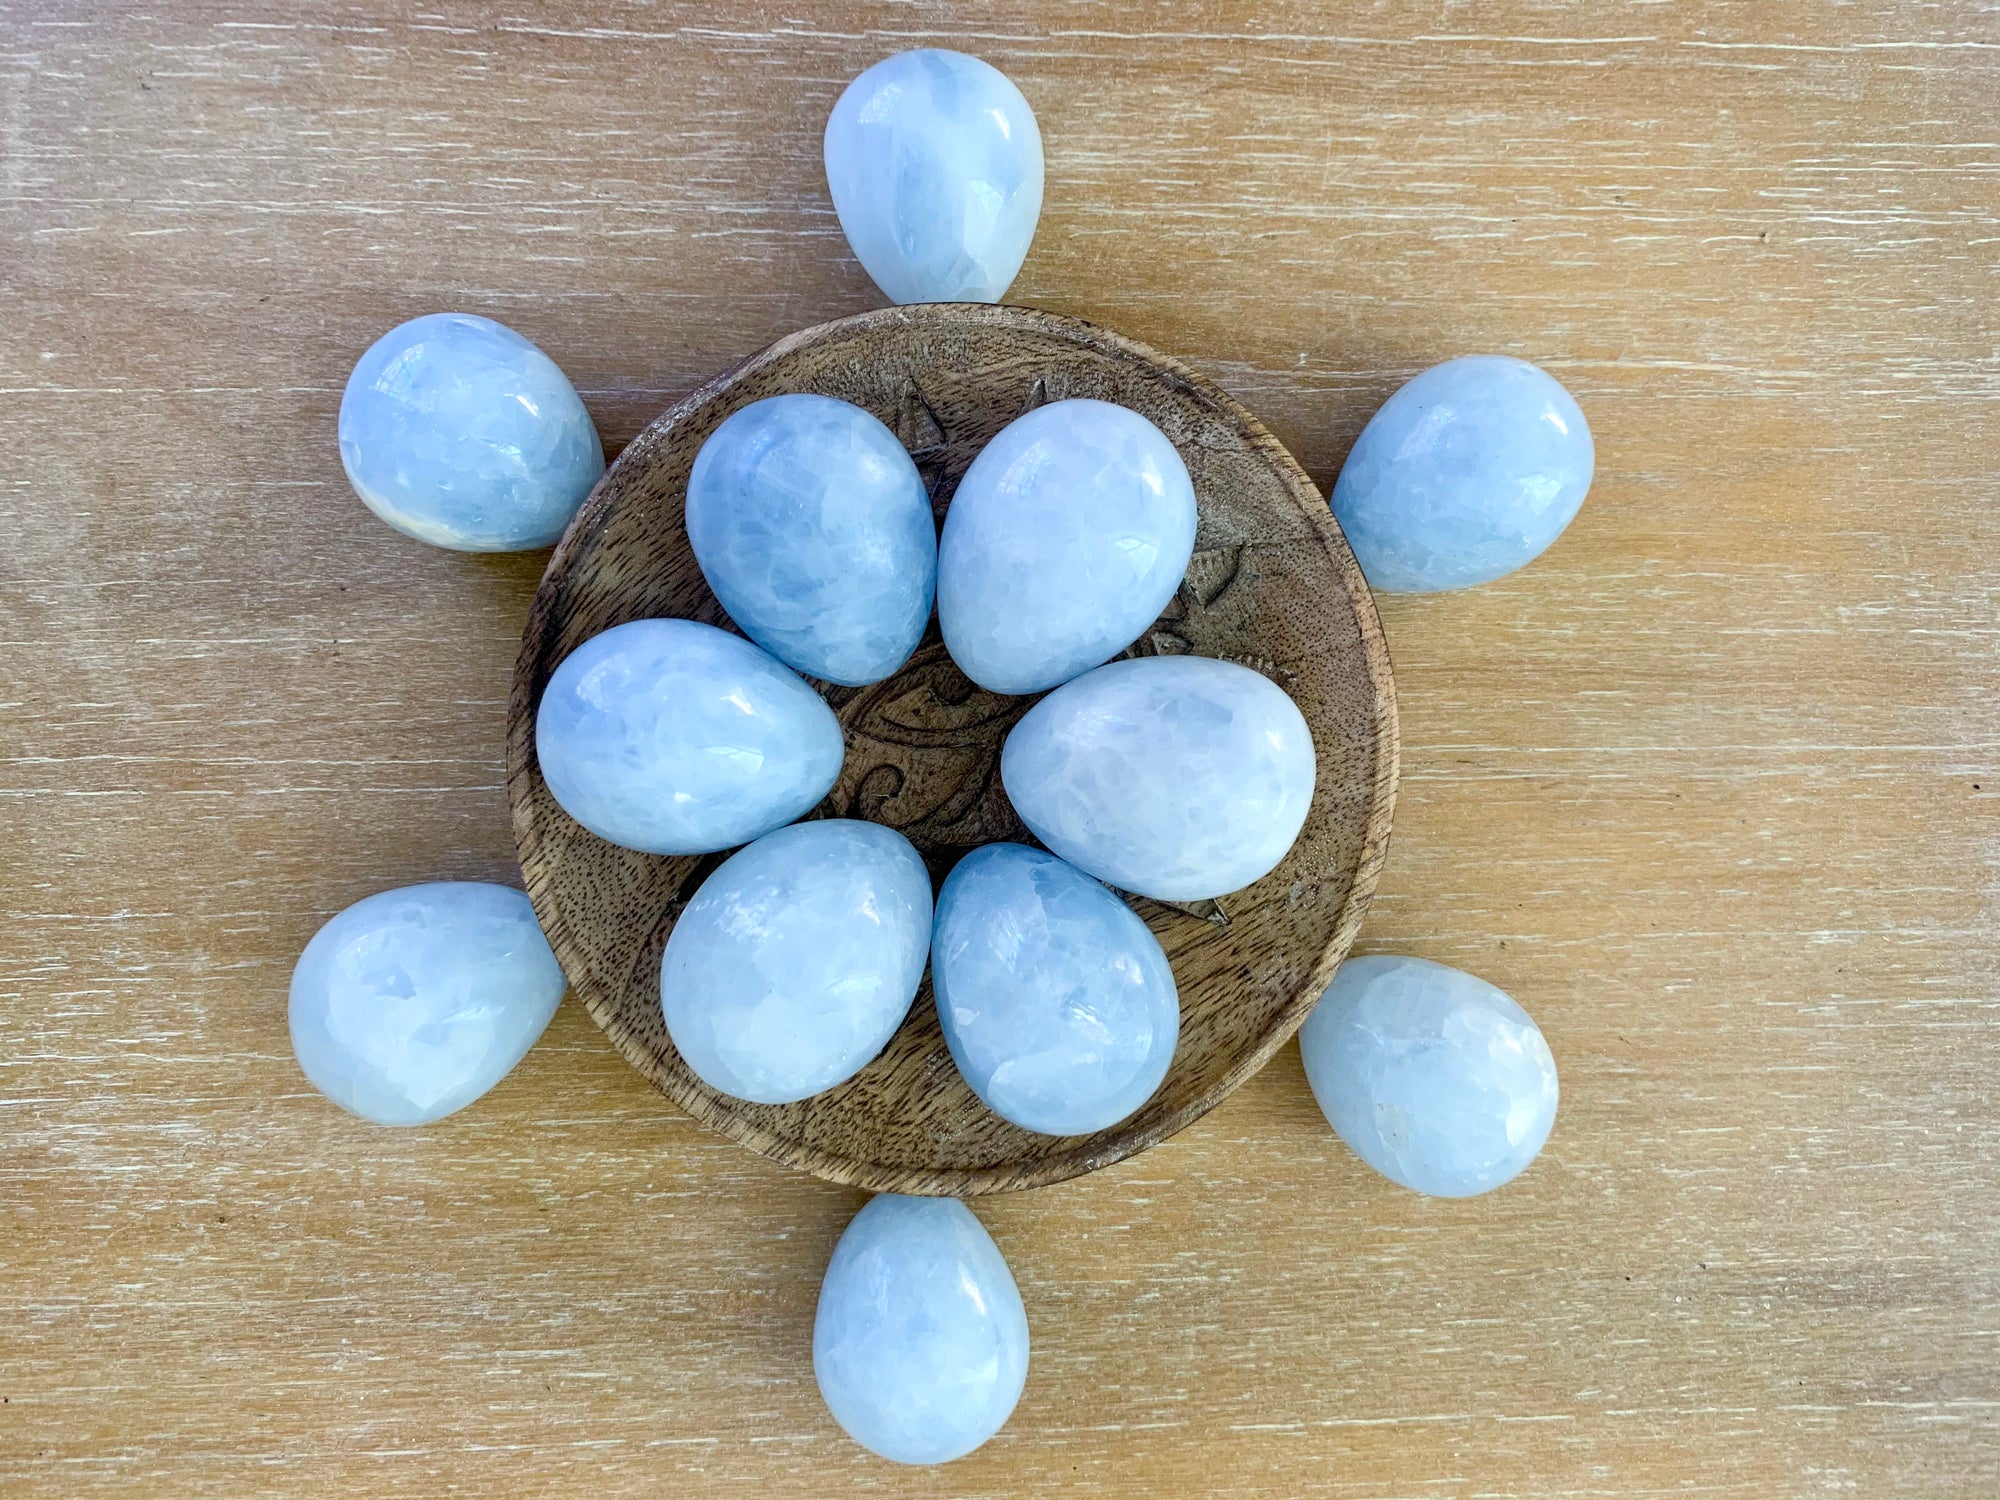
[289,882,566,1126]
[1299,955,1559,1197]
[686,394,936,686]
[1331,354,1594,593]
[661,820,931,1105]
[938,399,1197,696]
[824,49,1044,305]
[534,618,843,857]
[1001,655,1316,902]
[815,1194,1030,1465]
[338,312,604,551]
[933,843,1178,1136]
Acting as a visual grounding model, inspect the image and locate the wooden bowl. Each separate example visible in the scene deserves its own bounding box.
[507,303,1398,1196]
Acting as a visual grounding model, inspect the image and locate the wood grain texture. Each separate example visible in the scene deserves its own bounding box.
[508,302,1397,1196]
[3,1,1996,1495]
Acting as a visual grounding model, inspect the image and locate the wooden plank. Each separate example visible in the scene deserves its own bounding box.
[2,2,1995,1494]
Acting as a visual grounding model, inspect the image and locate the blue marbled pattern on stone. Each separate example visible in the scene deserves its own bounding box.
[661,821,931,1105]
[932,843,1178,1136]
[1331,354,1594,593]
[1299,955,1559,1198]
[686,394,936,686]
[338,313,604,551]
[939,399,1197,696]
[289,882,566,1126]
[534,618,843,857]
[814,1194,1029,1465]
[1001,655,1317,902]
[824,49,1043,305]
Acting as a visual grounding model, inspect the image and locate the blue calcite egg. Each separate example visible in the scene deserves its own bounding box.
[338,313,604,551]
[938,399,1197,695]
[289,882,566,1125]
[534,619,843,856]
[1331,354,1594,592]
[661,820,931,1105]
[933,843,1178,1136]
[1299,955,1560,1198]
[824,49,1044,304]
[815,1194,1029,1465]
[686,394,936,686]
[1001,656,1317,902]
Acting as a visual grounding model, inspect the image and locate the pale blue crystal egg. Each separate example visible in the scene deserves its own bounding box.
[1330,354,1594,592]
[661,820,931,1105]
[933,843,1178,1136]
[686,394,936,686]
[1001,656,1316,902]
[338,313,605,551]
[289,882,566,1126]
[814,1194,1030,1465]
[939,399,1197,696]
[824,48,1044,305]
[534,618,843,857]
[1299,955,1560,1197]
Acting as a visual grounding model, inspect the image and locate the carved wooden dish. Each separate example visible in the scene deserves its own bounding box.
[507,302,1398,1196]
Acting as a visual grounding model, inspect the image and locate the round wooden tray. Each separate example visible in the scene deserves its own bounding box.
[507,303,1398,1196]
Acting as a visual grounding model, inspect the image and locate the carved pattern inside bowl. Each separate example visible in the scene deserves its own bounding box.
[507,303,1398,1196]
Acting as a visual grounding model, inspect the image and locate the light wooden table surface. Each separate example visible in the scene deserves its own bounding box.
[5,3,1996,1495]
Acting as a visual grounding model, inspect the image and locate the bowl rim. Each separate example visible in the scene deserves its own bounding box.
[507,300,1400,1195]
